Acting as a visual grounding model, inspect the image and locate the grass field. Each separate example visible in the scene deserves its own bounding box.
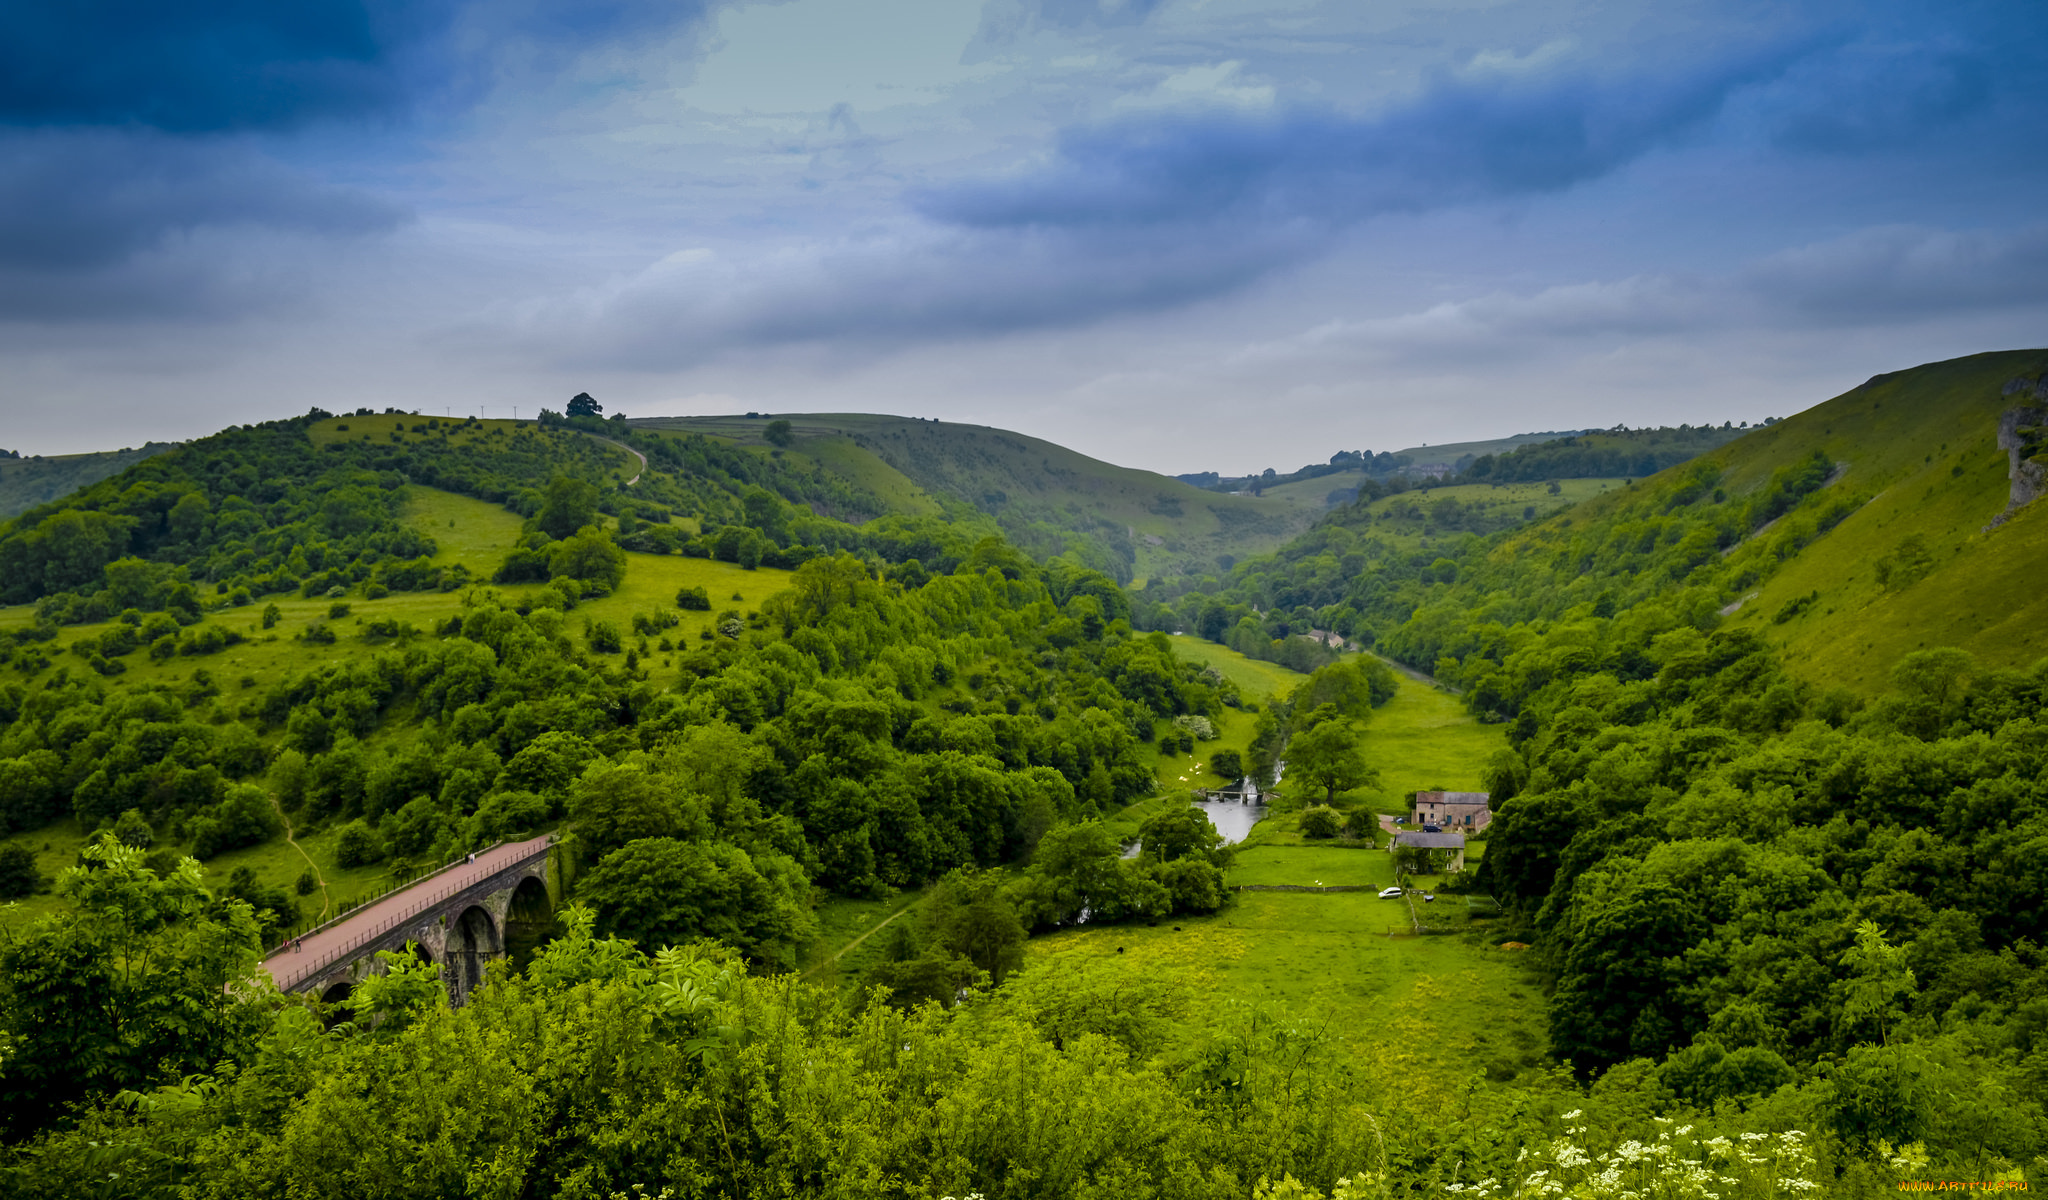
[1363,671,1507,809]
[1021,886,1548,1095]
[1227,843,1392,888]
[1166,634,1307,699]
[801,889,927,988]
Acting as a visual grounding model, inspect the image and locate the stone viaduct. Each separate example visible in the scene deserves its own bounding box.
[258,833,562,1009]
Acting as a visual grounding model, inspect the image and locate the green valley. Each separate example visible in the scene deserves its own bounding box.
[0,352,2045,1195]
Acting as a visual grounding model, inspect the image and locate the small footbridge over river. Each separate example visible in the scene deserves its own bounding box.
[257,833,562,1008]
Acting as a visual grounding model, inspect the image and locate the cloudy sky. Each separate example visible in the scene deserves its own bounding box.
[3,0,2044,473]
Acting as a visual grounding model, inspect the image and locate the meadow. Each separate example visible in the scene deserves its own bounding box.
[1021,888,1548,1099]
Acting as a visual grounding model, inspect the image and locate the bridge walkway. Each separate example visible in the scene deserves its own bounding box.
[257,833,555,994]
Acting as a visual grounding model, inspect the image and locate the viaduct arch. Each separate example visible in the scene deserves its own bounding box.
[259,834,560,1009]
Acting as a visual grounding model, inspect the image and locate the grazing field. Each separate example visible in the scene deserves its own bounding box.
[1021,885,1548,1097]
[1361,671,1507,807]
[1226,843,1391,888]
[1165,634,1307,699]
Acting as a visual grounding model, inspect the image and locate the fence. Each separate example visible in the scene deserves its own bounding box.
[263,837,550,993]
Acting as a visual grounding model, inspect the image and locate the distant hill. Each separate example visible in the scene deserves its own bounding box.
[629,413,1320,584]
[0,444,178,520]
[1174,425,1748,512]
[1175,349,2048,693]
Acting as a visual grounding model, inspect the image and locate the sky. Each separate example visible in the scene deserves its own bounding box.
[3,0,2045,474]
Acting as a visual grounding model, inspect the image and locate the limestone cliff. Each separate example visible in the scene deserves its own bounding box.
[1989,376,2048,529]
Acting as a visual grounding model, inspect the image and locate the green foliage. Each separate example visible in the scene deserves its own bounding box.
[1299,805,1341,839]
[535,472,601,540]
[333,819,383,868]
[576,837,816,971]
[348,945,447,1033]
[0,836,261,1138]
[762,419,794,447]
[0,843,40,898]
[1286,717,1378,805]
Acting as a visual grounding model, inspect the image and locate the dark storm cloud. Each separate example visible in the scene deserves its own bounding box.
[0,0,722,134]
[0,0,455,133]
[0,0,722,321]
[918,45,1806,234]
[0,131,406,272]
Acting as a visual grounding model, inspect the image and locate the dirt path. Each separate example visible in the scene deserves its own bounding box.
[271,792,329,922]
[583,433,647,486]
[804,898,922,980]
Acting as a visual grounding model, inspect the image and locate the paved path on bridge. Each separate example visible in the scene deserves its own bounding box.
[258,833,554,992]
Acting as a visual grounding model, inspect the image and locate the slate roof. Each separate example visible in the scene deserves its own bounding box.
[1393,831,1467,849]
[1417,791,1490,807]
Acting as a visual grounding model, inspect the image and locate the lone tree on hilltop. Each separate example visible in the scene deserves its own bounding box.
[567,392,602,418]
[764,419,793,447]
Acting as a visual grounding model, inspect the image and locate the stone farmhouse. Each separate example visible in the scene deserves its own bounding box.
[1415,790,1491,831]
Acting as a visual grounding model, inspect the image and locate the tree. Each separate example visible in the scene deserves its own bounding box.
[1841,920,1916,1047]
[536,474,601,540]
[1209,749,1244,780]
[763,419,793,447]
[1286,719,1378,805]
[1138,804,1225,865]
[334,819,384,868]
[566,392,602,418]
[921,868,1026,986]
[576,836,816,970]
[549,527,627,592]
[0,837,262,1137]
[0,844,41,898]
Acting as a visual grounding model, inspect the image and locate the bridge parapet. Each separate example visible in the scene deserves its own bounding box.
[261,833,557,1007]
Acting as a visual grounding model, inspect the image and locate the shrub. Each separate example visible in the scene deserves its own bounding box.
[0,845,42,899]
[585,619,623,654]
[334,819,384,868]
[1299,805,1341,839]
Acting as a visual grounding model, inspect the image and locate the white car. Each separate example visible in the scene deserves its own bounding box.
[1377,886,1404,898]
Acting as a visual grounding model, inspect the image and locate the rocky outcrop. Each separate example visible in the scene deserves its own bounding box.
[1988,390,2048,530]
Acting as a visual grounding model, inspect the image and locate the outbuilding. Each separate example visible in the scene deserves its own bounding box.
[1391,830,1467,873]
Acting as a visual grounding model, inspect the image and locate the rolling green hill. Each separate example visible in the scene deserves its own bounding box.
[0,443,178,520]
[1488,348,2048,690]
[1168,348,2048,695]
[631,413,1318,585]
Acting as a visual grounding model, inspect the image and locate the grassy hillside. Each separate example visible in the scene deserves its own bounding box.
[1388,429,1587,464]
[0,444,178,520]
[1341,477,1620,551]
[1710,352,2048,689]
[632,413,1317,585]
[1493,348,2048,689]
